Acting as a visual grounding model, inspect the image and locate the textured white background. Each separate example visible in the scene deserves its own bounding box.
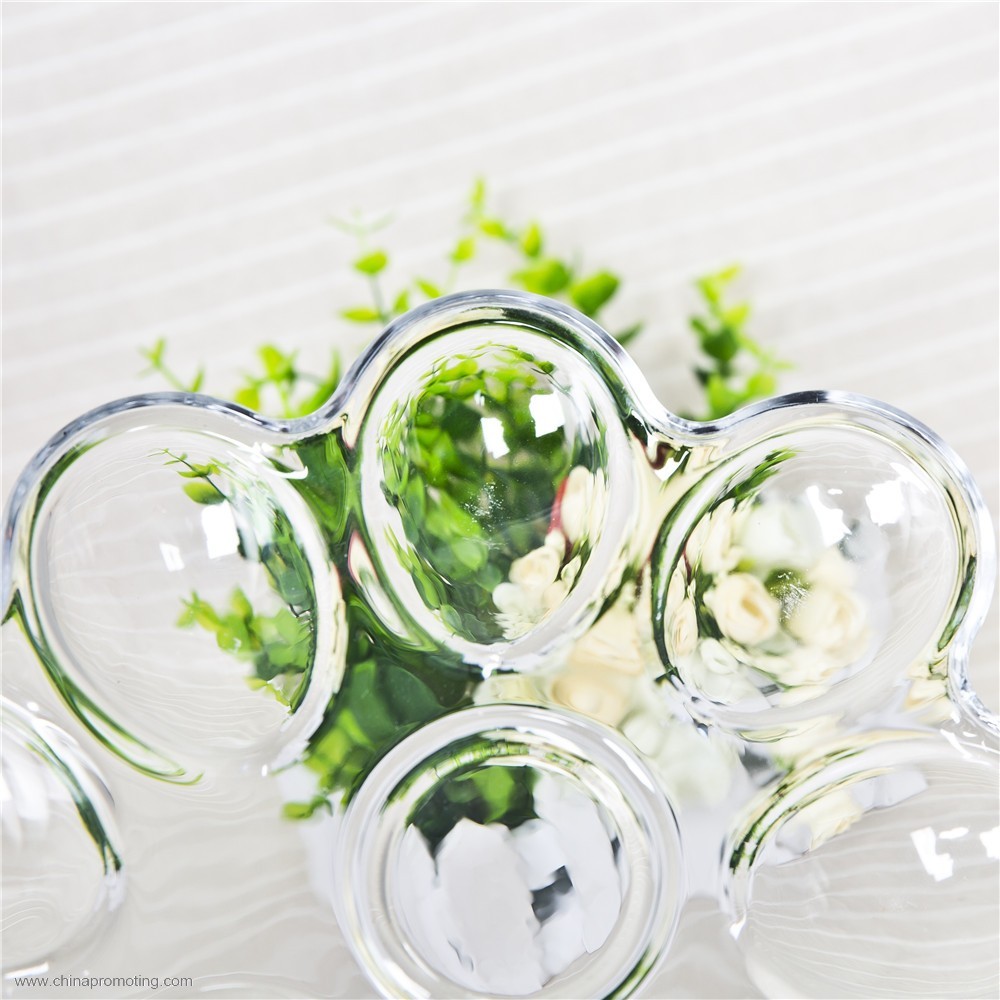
[2,3,997,997]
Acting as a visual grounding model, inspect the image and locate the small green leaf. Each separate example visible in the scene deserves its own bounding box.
[143,338,165,366]
[705,373,738,418]
[451,237,476,263]
[469,177,486,212]
[520,222,543,258]
[258,345,295,380]
[478,218,510,239]
[189,369,205,393]
[416,278,442,299]
[283,797,331,820]
[701,327,740,364]
[746,370,776,398]
[724,302,750,327]
[182,481,225,505]
[234,385,261,411]
[512,259,571,295]
[341,306,382,323]
[353,250,388,275]
[570,271,619,316]
[391,290,410,315]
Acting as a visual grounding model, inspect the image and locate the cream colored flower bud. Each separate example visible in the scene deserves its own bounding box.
[704,572,780,647]
[560,555,582,588]
[665,563,688,615]
[508,544,561,590]
[699,499,742,575]
[550,664,629,726]
[492,582,534,618]
[544,529,567,553]
[788,583,867,658]
[668,599,699,659]
[559,466,591,544]
[541,579,570,612]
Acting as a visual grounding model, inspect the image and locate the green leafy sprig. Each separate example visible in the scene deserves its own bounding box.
[141,180,788,424]
[687,265,791,421]
[336,179,640,344]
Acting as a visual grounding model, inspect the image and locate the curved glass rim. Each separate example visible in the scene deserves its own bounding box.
[720,730,1000,940]
[1,697,126,976]
[333,703,684,999]
[3,289,995,735]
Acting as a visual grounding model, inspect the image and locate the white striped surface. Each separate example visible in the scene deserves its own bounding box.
[2,4,997,998]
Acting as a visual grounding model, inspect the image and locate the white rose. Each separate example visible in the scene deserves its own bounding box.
[559,467,606,544]
[678,638,758,705]
[668,598,699,659]
[788,583,868,660]
[549,663,629,726]
[508,544,561,590]
[704,572,780,647]
[567,603,643,678]
[559,466,592,544]
[807,547,857,589]
[665,563,688,616]
[737,499,824,572]
[492,581,535,616]
[698,499,743,576]
[544,529,567,554]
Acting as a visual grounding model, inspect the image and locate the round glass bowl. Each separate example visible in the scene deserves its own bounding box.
[10,414,345,780]
[335,705,684,999]
[724,735,1000,999]
[358,323,638,670]
[649,408,985,737]
[1,699,124,976]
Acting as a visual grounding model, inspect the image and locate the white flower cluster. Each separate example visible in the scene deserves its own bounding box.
[665,495,871,706]
[492,530,580,640]
[474,593,739,807]
[490,466,605,640]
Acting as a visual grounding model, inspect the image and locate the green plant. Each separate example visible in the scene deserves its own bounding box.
[142,180,787,421]
[141,180,792,825]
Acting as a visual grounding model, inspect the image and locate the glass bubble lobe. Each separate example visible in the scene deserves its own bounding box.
[359,326,637,668]
[1,699,124,976]
[14,424,344,780]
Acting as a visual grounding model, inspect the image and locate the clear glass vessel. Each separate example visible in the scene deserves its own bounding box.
[3,290,997,998]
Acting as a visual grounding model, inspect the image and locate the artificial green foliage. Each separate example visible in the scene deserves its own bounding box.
[687,266,791,421]
[142,179,788,423]
[163,451,317,711]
